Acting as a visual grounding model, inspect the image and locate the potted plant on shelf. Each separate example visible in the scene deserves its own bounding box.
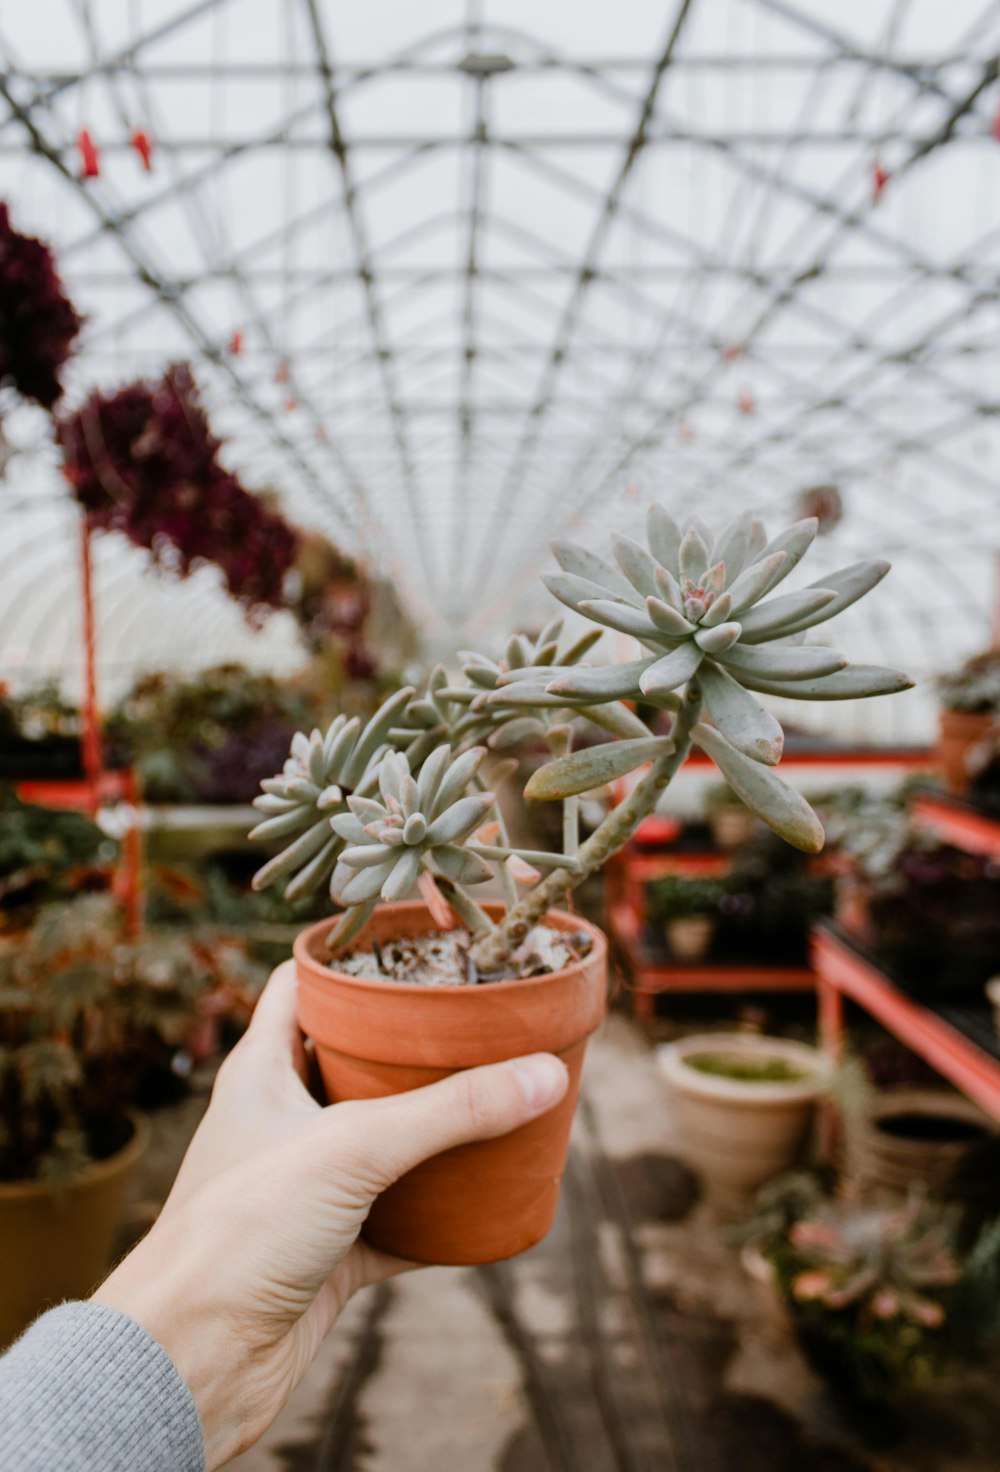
[703,781,758,850]
[864,838,1000,999]
[657,1033,831,1207]
[0,894,239,1345]
[716,828,835,964]
[104,664,322,806]
[251,504,911,1264]
[935,649,1000,795]
[648,874,726,961]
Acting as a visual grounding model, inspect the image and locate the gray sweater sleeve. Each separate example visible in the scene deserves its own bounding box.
[0,1301,205,1472]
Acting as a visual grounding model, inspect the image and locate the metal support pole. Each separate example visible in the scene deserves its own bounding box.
[79,514,103,814]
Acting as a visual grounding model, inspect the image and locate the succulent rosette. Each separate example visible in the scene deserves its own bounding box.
[250,686,414,902]
[390,621,647,764]
[330,747,497,905]
[328,744,574,936]
[515,506,912,853]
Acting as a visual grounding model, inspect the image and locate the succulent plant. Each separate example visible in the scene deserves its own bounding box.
[252,500,912,975]
[250,687,414,904]
[526,509,911,855]
[783,1194,960,1329]
[328,746,573,943]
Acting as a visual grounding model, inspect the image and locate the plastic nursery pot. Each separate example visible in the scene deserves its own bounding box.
[937,708,995,795]
[294,902,608,1265]
[656,1033,830,1210]
[0,1112,149,1350]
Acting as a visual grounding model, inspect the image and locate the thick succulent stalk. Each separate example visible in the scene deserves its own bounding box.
[470,684,703,972]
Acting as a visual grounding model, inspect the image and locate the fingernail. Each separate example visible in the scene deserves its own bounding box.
[511,1054,568,1112]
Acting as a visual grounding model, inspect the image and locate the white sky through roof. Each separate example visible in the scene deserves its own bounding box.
[0,0,999,741]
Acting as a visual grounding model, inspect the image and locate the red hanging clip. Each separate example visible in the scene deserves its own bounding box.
[77,128,100,179]
[228,330,244,356]
[284,395,298,413]
[739,390,755,416]
[722,343,743,363]
[275,359,290,385]
[873,160,890,203]
[131,128,154,172]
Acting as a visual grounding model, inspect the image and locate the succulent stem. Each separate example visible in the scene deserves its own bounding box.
[436,879,497,936]
[470,683,703,971]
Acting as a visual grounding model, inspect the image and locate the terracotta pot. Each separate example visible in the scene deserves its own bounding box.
[665,914,715,962]
[937,709,995,795]
[294,903,607,1265]
[0,1113,149,1349]
[657,1033,830,1210]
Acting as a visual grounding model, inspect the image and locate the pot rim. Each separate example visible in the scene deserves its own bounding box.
[0,1109,150,1200]
[294,902,607,998]
[657,1032,831,1104]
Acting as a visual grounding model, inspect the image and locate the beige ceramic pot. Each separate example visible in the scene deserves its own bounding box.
[657,1033,830,1209]
[0,1113,149,1349]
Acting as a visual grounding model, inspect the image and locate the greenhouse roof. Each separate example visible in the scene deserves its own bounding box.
[1,0,999,738]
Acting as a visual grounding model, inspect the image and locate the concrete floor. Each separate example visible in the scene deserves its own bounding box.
[125,1013,1000,1472]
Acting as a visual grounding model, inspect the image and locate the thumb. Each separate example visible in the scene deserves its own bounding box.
[318,1053,570,1195]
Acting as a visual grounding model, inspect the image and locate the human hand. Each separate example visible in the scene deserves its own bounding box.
[92,961,569,1469]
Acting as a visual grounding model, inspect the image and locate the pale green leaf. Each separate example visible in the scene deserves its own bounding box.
[736,588,837,644]
[718,643,847,682]
[648,503,683,573]
[639,641,704,696]
[698,661,784,766]
[732,665,915,701]
[525,735,675,801]
[693,722,824,853]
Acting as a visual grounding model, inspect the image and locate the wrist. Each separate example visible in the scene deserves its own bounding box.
[93,1221,247,1471]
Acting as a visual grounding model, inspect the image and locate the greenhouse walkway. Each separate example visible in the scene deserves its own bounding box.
[129,1016,998,1472]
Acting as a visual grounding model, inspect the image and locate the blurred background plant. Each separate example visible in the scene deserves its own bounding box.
[104,664,322,804]
[743,1175,1000,1402]
[0,787,115,924]
[0,894,257,1188]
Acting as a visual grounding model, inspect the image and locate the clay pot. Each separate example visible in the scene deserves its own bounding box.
[665,914,715,962]
[0,1114,149,1349]
[657,1034,830,1210]
[937,709,995,795]
[852,1089,1000,1220]
[294,903,607,1265]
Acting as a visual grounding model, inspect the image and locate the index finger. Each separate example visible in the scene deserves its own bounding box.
[247,959,308,1076]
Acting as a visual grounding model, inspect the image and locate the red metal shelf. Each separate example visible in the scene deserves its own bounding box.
[812,924,1000,1124]
[610,902,814,1019]
[911,792,1000,862]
